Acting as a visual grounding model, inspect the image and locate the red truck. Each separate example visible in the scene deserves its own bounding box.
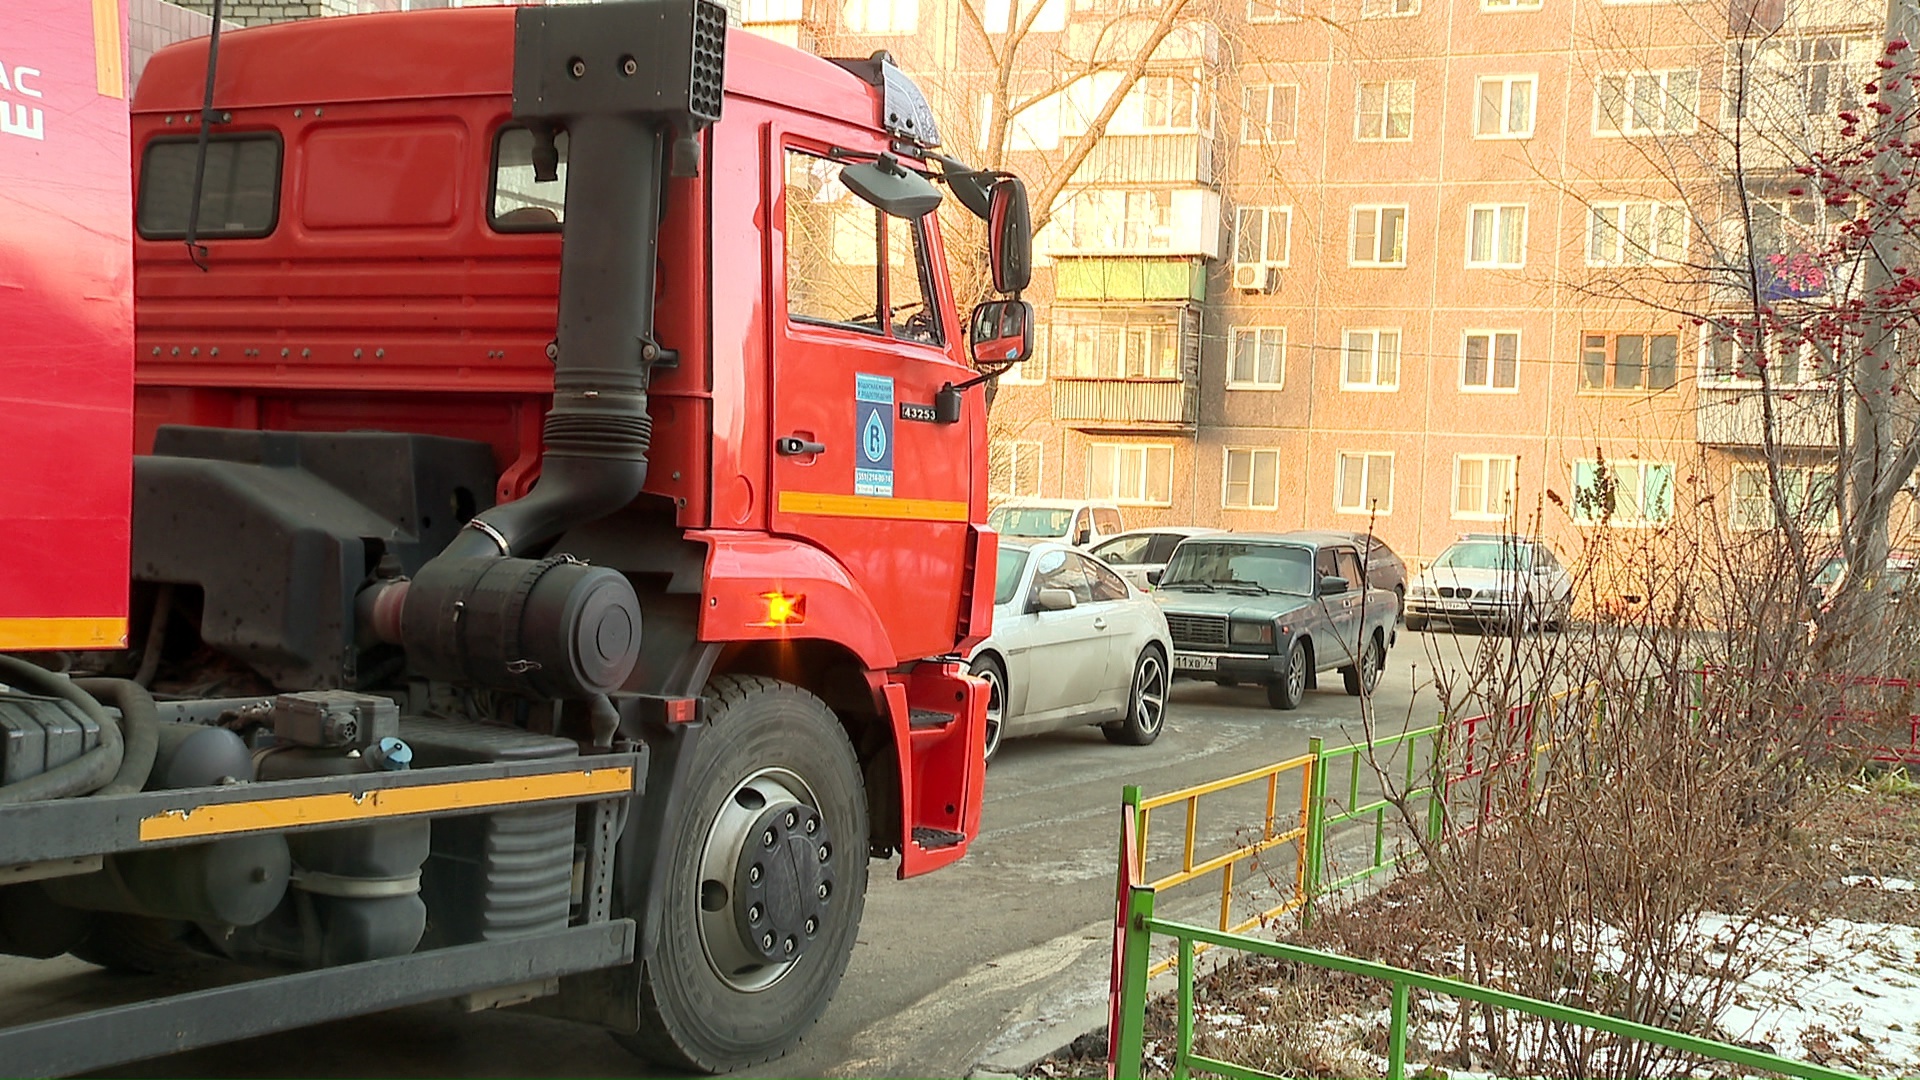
[0,0,1033,1072]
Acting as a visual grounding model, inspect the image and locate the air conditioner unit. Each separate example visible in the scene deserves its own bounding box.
[1233,263,1279,294]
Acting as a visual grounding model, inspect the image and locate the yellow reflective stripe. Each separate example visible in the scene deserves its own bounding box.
[0,617,128,651]
[139,766,634,842]
[778,491,968,522]
[93,0,124,99]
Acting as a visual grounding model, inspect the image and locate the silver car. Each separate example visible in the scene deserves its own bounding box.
[967,542,1173,761]
[1089,526,1224,591]
[1405,534,1571,633]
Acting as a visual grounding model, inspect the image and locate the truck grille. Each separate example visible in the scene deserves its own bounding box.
[1165,613,1227,648]
[1439,587,1474,599]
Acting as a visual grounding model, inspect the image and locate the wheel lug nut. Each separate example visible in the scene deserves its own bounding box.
[804,818,818,835]
[748,865,762,884]
[763,829,777,848]
[748,904,762,922]
[783,936,797,955]
[762,932,775,950]
[785,810,799,828]
[818,882,831,899]
[817,843,831,863]
[805,916,817,934]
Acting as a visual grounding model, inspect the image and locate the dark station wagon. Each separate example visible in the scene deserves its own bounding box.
[1151,531,1399,709]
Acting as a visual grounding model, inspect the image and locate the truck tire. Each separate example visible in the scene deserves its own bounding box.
[614,675,869,1072]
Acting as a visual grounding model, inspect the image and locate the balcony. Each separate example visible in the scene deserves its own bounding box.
[1064,18,1218,64]
[1052,377,1196,432]
[1066,132,1215,187]
[1696,385,1839,448]
[1037,187,1222,259]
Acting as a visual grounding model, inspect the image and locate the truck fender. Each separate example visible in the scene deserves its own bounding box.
[687,530,897,672]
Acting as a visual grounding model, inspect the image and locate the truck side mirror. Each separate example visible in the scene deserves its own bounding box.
[988,177,1032,293]
[969,299,1033,369]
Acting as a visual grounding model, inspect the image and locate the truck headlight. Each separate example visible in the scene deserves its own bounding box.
[1230,622,1274,645]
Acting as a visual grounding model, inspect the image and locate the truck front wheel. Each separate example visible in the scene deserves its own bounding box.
[615,675,869,1072]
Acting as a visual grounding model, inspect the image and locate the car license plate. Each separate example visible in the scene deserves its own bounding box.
[1173,653,1215,672]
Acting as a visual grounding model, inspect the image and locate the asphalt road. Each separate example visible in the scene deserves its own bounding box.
[0,631,1494,1079]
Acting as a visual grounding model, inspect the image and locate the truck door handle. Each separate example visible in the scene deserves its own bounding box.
[776,436,826,456]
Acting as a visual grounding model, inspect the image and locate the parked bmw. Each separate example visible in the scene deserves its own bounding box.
[1404,534,1571,632]
[1153,532,1397,710]
[967,542,1173,761]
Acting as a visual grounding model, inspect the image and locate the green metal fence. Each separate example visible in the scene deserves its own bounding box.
[1301,724,1445,928]
[1112,900,1863,1080]
[1107,706,1867,1080]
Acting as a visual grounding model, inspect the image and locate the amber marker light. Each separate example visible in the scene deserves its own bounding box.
[758,591,807,627]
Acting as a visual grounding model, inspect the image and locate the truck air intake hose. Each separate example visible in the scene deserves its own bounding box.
[388,0,730,699]
[0,656,124,804]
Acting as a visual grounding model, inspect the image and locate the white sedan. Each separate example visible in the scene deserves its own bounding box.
[967,541,1173,761]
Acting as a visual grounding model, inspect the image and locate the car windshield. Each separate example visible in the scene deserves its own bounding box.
[988,507,1072,539]
[1158,542,1315,596]
[1434,541,1532,572]
[994,546,1031,606]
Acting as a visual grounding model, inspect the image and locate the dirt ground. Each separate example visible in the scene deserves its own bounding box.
[1035,771,1920,1079]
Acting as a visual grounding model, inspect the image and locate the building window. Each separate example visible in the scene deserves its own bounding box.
[1336,452,1394,515]
[1223,448,1282,510]
[1474,75,1536,138]
[1588,202,1686,265]
[1133,75,1197,132]
[1454,454,1518,520]
[990,440,1044,498]
[1342,328,1401,391]
[1361,0,1418,15]
[1703,324,1840,387]
[1350,205,1408,267]
[843,0,918,33]
[1462,331,1520,391]
[1235,205,1292,268]
[1594,70,1698,136]
[1572,460,1674,526]
[1466,204,1527,268]
[1054,188,1179,254]
[1247,0,1306,20]
[1050,309,1185,379]
[1725,37,1871,123]
[982,0,1067,33]
[1729,465,1837,532]
[1580,332,1679,391]
[1089,443,1174,506]
[1355,80,1415,141]
[1243,84,1299,144]
[1228,327,1286,389]
[1481,0,1541,10]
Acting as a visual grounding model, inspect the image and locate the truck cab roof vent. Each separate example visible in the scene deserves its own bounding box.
[830,51,942,150]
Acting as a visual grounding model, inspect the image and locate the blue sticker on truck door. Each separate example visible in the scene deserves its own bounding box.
[854,373,894,498]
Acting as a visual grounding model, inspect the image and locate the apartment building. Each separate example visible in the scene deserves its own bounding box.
[745,0,1895,565]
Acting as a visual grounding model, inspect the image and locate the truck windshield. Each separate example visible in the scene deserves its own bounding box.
[994,546,1031,605]
[988,507,1072,538]
[1159,543,1314,596]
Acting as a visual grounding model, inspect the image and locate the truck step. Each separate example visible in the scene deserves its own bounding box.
[907,708,954,730]
[911,826,965,850]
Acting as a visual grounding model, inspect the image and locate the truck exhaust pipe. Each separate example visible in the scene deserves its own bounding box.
[386,0,728,701]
